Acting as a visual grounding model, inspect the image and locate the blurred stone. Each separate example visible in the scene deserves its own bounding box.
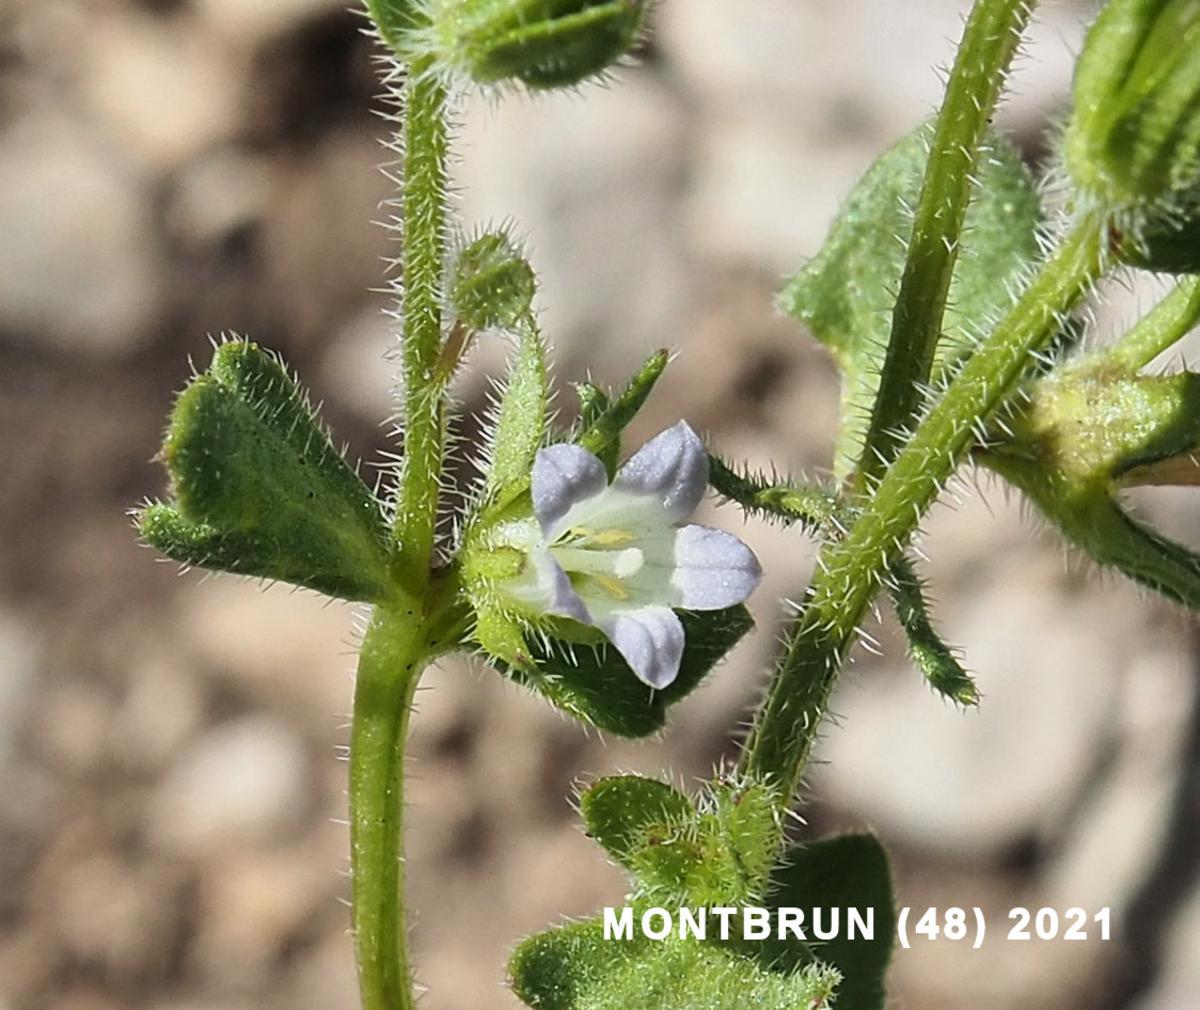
[80,13,239,174]
[167,148,270,249]
[281,924,360,1010]
[0,611,36,767]
[150,714,310,858]
[0,110,164,353]
[196,0,345,49]
[684,119,883,272]
[177,580,358,736]
[0,927,55,1007]
[319,303,398,423]
[816,549,1135,858]
[48,853,183,985]
[658,1,952,125]
[37,681,111,776]
[50,990,124,1010]
[1048,646,1193,911]
[455,75,690,382]
[260,128,392,347]
[109,652,205,774]
[192,842,333,989]
[1136,879,1200,1010]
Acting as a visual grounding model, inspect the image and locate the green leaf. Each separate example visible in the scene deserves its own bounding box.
[698,780,780,904]
[580,776,693,870]
[486,323,550,497]
[576,349,669,479]
[630,779,780,907]
[707,455,839,533]
[887,554,979,706]
[496,605,753,737]
[137,340,392,602]
[580,775,782,906]
[779,124,1041,478]
[510,919,840,1010]
[752,835,896,1010]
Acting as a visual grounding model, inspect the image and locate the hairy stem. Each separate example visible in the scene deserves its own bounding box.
[707,455,840,533]
[351,605,428,1010]
[741,213,1109,800]
[395,60,449,585]
[1100,276,1200,374]
[857,0,1036,489]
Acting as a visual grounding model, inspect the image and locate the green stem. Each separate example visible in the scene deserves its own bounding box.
[1098,275,1200,374]
[351,605,428,1010]
[741,213,1109,799]
[395,60,449,585]
[707,455,840,534]
[857,0,1036,489]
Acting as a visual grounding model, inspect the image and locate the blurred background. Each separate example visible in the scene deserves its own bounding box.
[2,1,1199,1008]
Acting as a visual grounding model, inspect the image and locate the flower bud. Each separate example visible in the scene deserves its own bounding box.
[450,231,536,330]
[1066,0,1200,211]
[433,0,648,89]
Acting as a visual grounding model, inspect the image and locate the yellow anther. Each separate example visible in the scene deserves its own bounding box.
[590,574,631,600]
[586,528,636,547]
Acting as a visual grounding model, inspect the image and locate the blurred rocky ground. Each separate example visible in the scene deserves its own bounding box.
[1,1,1198,1009]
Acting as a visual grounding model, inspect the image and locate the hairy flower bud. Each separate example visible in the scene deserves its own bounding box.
[1066,0,1200,212]
[432,0,648,89]
[450,231,537,330]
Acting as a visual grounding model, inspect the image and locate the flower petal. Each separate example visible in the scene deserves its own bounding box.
[532,443,608,539]
[503,547,593,625]
[597,606,685,690]
[611,421,708,523]
[669,525,762,609]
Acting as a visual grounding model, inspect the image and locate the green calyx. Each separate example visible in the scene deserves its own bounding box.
[137,340,394,603]
[1066,0,1200,214]
[983,300,1200,608]
[431,0,648,89]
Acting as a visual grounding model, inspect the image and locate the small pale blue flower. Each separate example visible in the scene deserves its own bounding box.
[498,421,762,689]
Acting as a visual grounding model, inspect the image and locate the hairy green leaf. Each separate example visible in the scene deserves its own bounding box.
[510,920,840,1010]
[887,554,978,706]
[494,605,753,737]
[580,776,693,870]
[747,835,895,1010]
[580,776,781,906]
[780,124,1041,478]
[137,340,392,602]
